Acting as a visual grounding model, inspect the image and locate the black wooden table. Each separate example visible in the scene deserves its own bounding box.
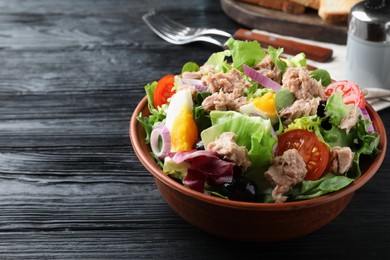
[0,0,389,259]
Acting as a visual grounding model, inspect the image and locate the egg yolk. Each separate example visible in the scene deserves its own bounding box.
[170,104,198,152]
[252,92,277,118]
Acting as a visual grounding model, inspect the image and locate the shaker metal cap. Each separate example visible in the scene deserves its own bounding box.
[348,0,390,43]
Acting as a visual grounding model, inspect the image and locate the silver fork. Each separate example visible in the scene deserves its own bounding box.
[142,10,232,47]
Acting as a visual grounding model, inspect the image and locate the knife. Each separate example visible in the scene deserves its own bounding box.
[233,28,333,62]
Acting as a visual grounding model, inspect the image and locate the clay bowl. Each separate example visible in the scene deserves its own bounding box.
[130,96,386,242]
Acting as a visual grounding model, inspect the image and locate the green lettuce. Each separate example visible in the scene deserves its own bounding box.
[267,46,287,73]
[287,52,307,67]
[208,110,242,126]
[323,92,380,178]
[202,111,275,149]
[287,174,354,200]
[194,92,212,135]
[145,81,157,112]
[201,111,277,191]
[350,118,380,178]
[284,116,325,142]
[136,82,167,144]
[325,92,353,126]
[204,50,231,72]
[226,38,266,70]
[321,125,353,147]
[319,92,358,147]
[163,157,189,181]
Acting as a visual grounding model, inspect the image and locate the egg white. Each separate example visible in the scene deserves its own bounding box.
[165,89,193,132]
[239,103,267,118]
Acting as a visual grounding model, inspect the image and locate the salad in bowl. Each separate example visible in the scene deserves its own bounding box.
[136,38,380,204]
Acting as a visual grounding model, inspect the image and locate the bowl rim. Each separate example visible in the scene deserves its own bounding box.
[130,96,387,211]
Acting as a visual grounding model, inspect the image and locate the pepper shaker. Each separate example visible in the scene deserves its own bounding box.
[346,0,390,89]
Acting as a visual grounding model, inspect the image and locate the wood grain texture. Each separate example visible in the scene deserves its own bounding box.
[0,0,389,258]
[221,0,347,44]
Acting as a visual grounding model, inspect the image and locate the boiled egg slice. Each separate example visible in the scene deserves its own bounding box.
[165,90,198,152]
[239,92,277,120]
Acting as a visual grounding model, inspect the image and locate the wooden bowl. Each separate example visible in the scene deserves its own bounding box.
[130,96,386,242]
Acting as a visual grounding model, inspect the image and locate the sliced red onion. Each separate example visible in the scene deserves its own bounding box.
[171,150,218,164]
[150,124,171,159]
[242,64,281,91]
[272,143,278,155]
[249,113,266,119]
[181,78,208,92]
[270,127,278,154]
[359,107,375,134]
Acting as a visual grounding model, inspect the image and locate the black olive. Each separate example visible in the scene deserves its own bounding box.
[321,118,332,130]
[195,140,204,150]
[224,177,260,202]
[317,100,327,117]
[232,166,242,178]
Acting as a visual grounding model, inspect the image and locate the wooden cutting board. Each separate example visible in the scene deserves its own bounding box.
[220,0,348,44]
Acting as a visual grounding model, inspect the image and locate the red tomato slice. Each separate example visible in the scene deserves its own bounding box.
[153,74,176,108]
[276,129,329,181]
[324,80,365,108]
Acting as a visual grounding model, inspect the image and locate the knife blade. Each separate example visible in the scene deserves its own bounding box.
[233,28,333,62]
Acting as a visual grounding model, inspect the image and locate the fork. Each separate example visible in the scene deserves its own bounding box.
[142,10,333,62]
[142,10,232,47]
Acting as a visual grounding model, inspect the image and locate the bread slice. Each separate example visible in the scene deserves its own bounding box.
[237,0,306,14]
[318,0,363,22]
[289,0,320,10]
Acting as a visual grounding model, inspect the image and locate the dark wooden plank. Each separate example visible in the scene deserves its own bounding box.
[0,10,237,50]
[0,0,223,14]
[0,208,388,259]
[0,0,388,258]
[0,48,221,95]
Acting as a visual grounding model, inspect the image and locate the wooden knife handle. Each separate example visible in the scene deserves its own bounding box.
[234,29,333,62]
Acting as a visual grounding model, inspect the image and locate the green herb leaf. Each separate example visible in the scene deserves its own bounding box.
[310,69,332,86]
[181,62,200,74]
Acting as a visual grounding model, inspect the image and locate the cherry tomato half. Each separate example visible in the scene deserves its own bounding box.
[153,74,176,108]
[324,80,365,108]
[276,129,329,181]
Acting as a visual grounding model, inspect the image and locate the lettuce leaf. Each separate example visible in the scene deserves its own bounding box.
[349,119,381,178]
[208,110,242,126]
[287,174,354,200]
[163,157,189,181]
[201,111,276,150]
[204,50,231,72]
[287,52,307,67]
[284,115,325,142]
[226,38,266,70]
[325,92,353,126]
[323,93,380,178]
[194,92,212,134]
[320,92,361,147]
[321,125,353,147]
[201,111,277,191]
[136,82,167,144]
[145,81,157,112]
[267,46,287,73]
